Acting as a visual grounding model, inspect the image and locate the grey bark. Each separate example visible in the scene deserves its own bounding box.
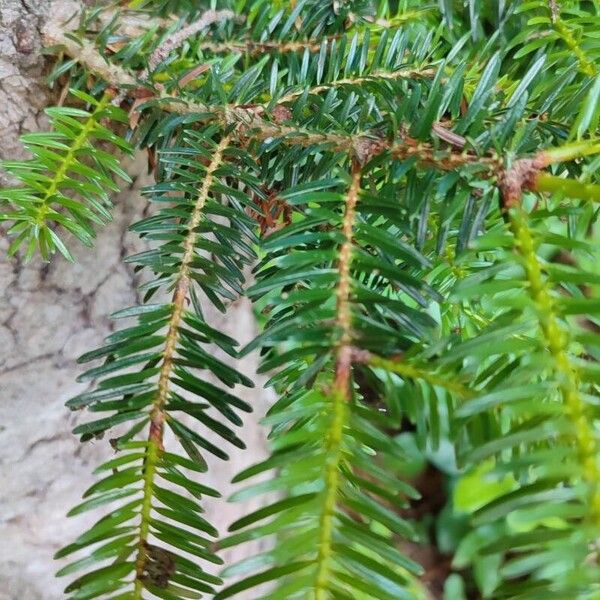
[0,3,271,597]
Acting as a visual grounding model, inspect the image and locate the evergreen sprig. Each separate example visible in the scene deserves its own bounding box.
[217,165,430,599]
[0,90,132,260]
[434,203,600,598]
[2,1,600,599]
[56,127,258,599]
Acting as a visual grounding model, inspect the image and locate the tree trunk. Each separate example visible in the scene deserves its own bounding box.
[0,3,271,597]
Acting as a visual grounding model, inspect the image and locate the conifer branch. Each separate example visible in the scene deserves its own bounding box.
[34,93,110,227]
[41,25,505,179]
[197,38,323,54]
[274,66,436,105]
[509,208,600,520]
[0,90,131,259]
[550,6,597,77]
[43,24,138,86]
[133,134,231,594]
[313,164,361,597]
[12,2,600,597]
[362,352,473,398]
[93,7,326,53]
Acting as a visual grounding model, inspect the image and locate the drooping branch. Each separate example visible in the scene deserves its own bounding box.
[0,91,132,259]
[33,93,111,228]
[133,134,231,595]
[509,208,600,522]
[313,164,361,598]
[495,133,600,523]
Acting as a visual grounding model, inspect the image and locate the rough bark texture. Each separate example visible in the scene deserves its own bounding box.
[0,3,271,597]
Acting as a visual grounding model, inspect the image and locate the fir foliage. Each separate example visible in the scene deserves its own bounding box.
[2,0,600,598]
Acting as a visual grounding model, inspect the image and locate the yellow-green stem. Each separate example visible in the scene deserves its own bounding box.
[314,167,361,599]
[553,17,597,77]
[368,355,473,398]
[534,173,600,203]
[509,208,600,521]
[35,94,110,227]
[132,135,230,597]
[314,387,348,600]
[540,141,600,165]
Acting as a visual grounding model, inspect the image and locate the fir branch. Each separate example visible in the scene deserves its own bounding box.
[361,352,473,398]
[39,23,504,175]
[0,90,131,260]
[197,38,323,54]
[551,8,597,77]
[313,164,362,597]
[219,154,430,598]
[509,208,600,520]
[274,66,437,105]
[16,2,600,598]
[43,24,138,86]
[93,10,327,55]
[43,24,260,121]
[133,134,231,594]
[34,94,110,226]
[56,126,255,599]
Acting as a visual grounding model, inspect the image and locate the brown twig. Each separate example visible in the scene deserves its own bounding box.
[333,163,362,389]
[275,66,436,105]
[197,38,323,54]
[43,23,138,87]
[549,0,560,23]
[498,156,548,209]
[147,9,237,73]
